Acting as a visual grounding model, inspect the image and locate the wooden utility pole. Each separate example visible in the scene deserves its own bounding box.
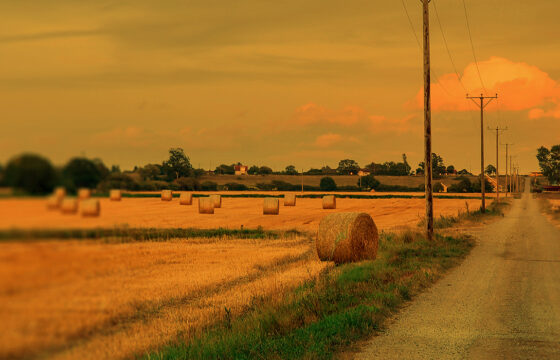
[422,0,433,240]
[301,169,304,193]
[488,126,507,203]
[501,143,513,196]
[467,93,498,213]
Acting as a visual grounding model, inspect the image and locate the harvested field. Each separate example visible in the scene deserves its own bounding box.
[0,236,326,359]
[0,197,482,232]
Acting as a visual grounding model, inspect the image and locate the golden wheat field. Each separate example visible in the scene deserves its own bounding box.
[0,195,482,232]
[0,236,326,359]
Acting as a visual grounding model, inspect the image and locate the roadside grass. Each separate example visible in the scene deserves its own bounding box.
[142,231,474,360]
[0,227,305,243]
[418,198,511,229]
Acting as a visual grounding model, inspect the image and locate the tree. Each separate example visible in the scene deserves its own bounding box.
[63,157,102,190]
[457,169,471,175]
[537,145,560,184]
[359,174,380,190]
[485,164,496,176]
[139,164,162,180]
[320,176,337,191]
[402,154,411,175]
[111,165,121,173]
[337,159,360,175]
[162,148,192,180]
[284,165,298,175]
[247,165,259,175]
[446,165,456,175]
[258,166,273,175]
[418,153,446,178]
[214,164,235,175]
[4,153,57,194]
[321,166,337,175]
[93,158,110,180]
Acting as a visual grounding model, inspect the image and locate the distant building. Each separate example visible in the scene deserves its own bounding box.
[529,172,543,177]
[358,169,371,177]
[234,165,248,175]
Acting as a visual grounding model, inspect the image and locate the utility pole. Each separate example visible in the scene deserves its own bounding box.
[467,93,498,213]
[301,168,304,193]
[422,0,433,240]
[501,143,513,196]
[488,126,507,203]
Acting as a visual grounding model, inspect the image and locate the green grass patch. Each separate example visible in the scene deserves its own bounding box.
[419,199,511,229]
[0,227,306,243]
[142,232,474,360]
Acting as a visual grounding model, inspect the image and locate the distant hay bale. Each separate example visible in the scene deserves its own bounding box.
[78,188,91,200]
[46,195,62,210]
[110,189,122,201]
[284,193,296,206]
[60,198,78,214]
[81,199,100,217]
[179,193,193,205]
[198,197,214,214]
[263,198,280,215]
[316,212,378,264]
[210,194,222,208]
[54,187,66,199]
[161,190,173,201]
[322,195,336,209]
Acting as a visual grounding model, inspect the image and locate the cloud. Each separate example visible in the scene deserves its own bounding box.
[0,29,105,43]
[314,133,342,147]
[409,57,560,117]
[91,126,153,147]
[294,103,365,126]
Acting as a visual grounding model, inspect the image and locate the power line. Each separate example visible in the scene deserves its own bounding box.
[462,0,488,94]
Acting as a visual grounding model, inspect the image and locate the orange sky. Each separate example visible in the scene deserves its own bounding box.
[1,0,559,172]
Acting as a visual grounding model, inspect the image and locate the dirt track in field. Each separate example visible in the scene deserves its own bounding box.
[0,196,481,232]
[355,182,560,359]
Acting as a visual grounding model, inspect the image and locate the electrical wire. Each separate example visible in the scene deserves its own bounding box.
[462,0,488,95]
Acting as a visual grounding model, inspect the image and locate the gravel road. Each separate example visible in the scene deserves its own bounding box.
[355,182,560,359]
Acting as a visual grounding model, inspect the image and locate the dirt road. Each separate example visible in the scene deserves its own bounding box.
[356,183,560,359]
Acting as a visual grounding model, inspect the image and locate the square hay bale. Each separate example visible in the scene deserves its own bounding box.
[78,188,91,200]
[263,198,280,215]
[60,198,78,214]
[179,193,193,205]
[198,197,214,214]
[322,195,336,209]
[284,193,296,206]
[81,199,100,217]
[161,190,173,201]
[110,189,122,201]
[46,195,62,210]
[210,194,222,208]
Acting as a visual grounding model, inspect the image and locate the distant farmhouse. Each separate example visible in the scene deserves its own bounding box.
[234,164,248,175]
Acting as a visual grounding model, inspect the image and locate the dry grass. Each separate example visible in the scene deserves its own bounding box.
[0,197,482,232]
[0,236,326,359]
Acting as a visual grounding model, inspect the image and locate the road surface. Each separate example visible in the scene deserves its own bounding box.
[356,182,560,359]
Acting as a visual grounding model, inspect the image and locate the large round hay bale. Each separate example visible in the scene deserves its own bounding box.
[210,194,222,208]
[284,193,296,206]
[316,212,378,264]
[81,199,100,217]
[60,198,78,214]
[78,188,91,200]
[110,189,122,201]
[161,190,173,201]
[198,197,214,214]
[179,193,193,205]
[46,195,62,210]
[54,187,66,199]
[322,195,336,209]
[263,198,280,215]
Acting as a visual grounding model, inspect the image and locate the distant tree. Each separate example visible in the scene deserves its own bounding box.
[321,166,337,175]
[446,165,456,175]
[139,164,162,180]
[111,165,121,173]
[457,169,471,175]
[214,164,235,175]
[417,153,446,178]
[536,145,560,184]
[0,163,4,185]
[402,154,411,175]
[258,166,273,175]
[320,176,337,191]
[192,168,206,178]
[63,157,102,190]
[4,153,57,194]
[162,148,193,179]
[247,165,259,175]
[337,159,360,175]
[359,174,380,190]
[416,165,424,175]
[305,168,322,175]
[284,165,298,175]
[485,164,496,176]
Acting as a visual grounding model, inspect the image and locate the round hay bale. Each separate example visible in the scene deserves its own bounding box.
[198,197,214,214]
[322,195,336,209]
[46,195,62,210]
[179,192,193,205]
[316,212,378,264]
[161,190,173,201]
[60,198,78,214]
[263,198,280,215]
[284,193,296,206]
[54,187,66,199]
[110,189,122,201]
[210,194,222,208]
[78,188,91,200]
[81,199,100,217]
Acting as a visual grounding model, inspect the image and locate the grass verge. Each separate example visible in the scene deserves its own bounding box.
[418,198,511,229]
[142,232,474,360]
